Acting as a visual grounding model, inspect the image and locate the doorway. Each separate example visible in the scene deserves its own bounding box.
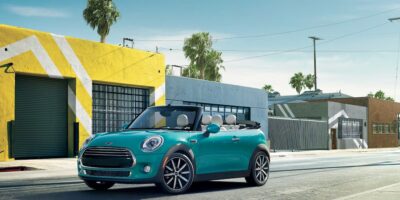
[331,129,337,149]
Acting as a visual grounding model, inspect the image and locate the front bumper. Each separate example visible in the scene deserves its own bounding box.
[78,153,165,183]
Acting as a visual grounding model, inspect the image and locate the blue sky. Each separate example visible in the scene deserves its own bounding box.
[2,0,400,99]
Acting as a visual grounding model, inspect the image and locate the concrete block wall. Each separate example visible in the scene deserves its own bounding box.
[165,76,268,134]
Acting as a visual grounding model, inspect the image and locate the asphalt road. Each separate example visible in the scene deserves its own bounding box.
[1,150,399,200]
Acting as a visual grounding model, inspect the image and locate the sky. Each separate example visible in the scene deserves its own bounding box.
[2,0,400,99]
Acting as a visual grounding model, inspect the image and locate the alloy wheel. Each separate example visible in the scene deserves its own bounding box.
[254,154,269,183]
[163,157,192,191]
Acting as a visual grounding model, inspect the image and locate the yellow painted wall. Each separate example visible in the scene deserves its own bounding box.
[0,24,165,161]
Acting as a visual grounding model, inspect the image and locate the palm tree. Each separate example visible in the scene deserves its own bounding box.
[83,0,120,43]
[183,32,224,81]
[182,65,200,78]
[262,84,274,93]
[204,50,224,82]
[304,74,315,90]
[289,72,305,94]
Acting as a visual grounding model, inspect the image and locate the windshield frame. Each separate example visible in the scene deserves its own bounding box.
[126,105,203,131]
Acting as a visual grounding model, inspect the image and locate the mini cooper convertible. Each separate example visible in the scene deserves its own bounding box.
[78,105,270,194]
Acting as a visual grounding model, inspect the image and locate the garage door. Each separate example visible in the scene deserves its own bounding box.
[13,75,68,159]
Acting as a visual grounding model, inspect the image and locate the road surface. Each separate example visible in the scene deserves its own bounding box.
[0,149,399,200]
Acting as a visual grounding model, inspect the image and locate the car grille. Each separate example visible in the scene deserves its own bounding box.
[82,147,135,168]
[85,169,130,177]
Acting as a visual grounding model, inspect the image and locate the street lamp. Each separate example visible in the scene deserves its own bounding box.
[309,36,322,91]
[388,17,400,101]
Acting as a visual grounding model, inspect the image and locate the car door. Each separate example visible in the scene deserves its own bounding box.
[229,129,259,171]
[190,130,242,174]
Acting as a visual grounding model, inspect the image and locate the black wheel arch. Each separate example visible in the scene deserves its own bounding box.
[248,144,270,171]
[156,143,196,182]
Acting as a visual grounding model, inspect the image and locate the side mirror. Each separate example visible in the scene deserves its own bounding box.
[204,123,220,137]
[121,123,129,130]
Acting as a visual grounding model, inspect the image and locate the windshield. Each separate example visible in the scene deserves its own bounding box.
[128,106,198,131]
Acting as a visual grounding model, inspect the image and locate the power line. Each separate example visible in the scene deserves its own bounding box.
[158,47,400,53]
[214,7,398,40]
[225,45,313,63]
[224,21,389,62]
[135,7,399,42]
[318,22,389,45]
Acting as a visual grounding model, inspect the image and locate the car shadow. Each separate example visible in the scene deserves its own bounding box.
[18,180,252,200]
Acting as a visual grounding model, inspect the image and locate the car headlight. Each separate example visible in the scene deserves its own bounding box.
[80,134,95,151]
[141,136,164,152]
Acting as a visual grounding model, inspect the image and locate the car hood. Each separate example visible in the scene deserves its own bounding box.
[87,130,188,155]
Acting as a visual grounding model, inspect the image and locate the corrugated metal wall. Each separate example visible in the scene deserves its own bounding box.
[269,117,329,150]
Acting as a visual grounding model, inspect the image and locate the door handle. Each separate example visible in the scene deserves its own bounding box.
[190,139,198,144]
[232,136,240,142]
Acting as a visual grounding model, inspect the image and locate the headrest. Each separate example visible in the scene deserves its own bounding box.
[177,114,189,127]
[225,114,237,125]
[211,114,223,126]
[202,114,212,125]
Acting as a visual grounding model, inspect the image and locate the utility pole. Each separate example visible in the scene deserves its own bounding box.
[309,36,322,91]
[389,17,400,102]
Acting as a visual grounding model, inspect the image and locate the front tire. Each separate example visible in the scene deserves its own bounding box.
[246,151,269,186]
[158,153,194,194]
[84,180,115,190]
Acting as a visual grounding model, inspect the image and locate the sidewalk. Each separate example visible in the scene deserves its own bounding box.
[0,147,399,186]
[0,158,77,185]
[270,147,400,159]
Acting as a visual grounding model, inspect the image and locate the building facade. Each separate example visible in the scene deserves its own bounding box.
[165,76,268,134]
[319,97,400,148]
[273,101,368,149]
[0,25,165,161]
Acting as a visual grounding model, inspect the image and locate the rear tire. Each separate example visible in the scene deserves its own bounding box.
[246,151,269,186]
[84,180,115,190]
[158,153,194,194]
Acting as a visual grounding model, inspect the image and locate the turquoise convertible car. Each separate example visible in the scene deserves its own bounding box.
[78,105,270,194]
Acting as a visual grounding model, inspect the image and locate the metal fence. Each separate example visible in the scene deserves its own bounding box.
[269,117,329,151]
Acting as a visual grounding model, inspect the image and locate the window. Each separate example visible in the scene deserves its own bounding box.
[391,122,397,134]
[372,123,397,134]
[92,84,149,134]
[338,118,363,138]
[398,114,400,138]
[373,124,377,134]
[183,101,251,122]
[384,124,390,134]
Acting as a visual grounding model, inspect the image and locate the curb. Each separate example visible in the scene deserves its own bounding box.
[0,176,80,188]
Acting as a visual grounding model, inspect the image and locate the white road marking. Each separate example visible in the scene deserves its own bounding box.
[333,181,400,200]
